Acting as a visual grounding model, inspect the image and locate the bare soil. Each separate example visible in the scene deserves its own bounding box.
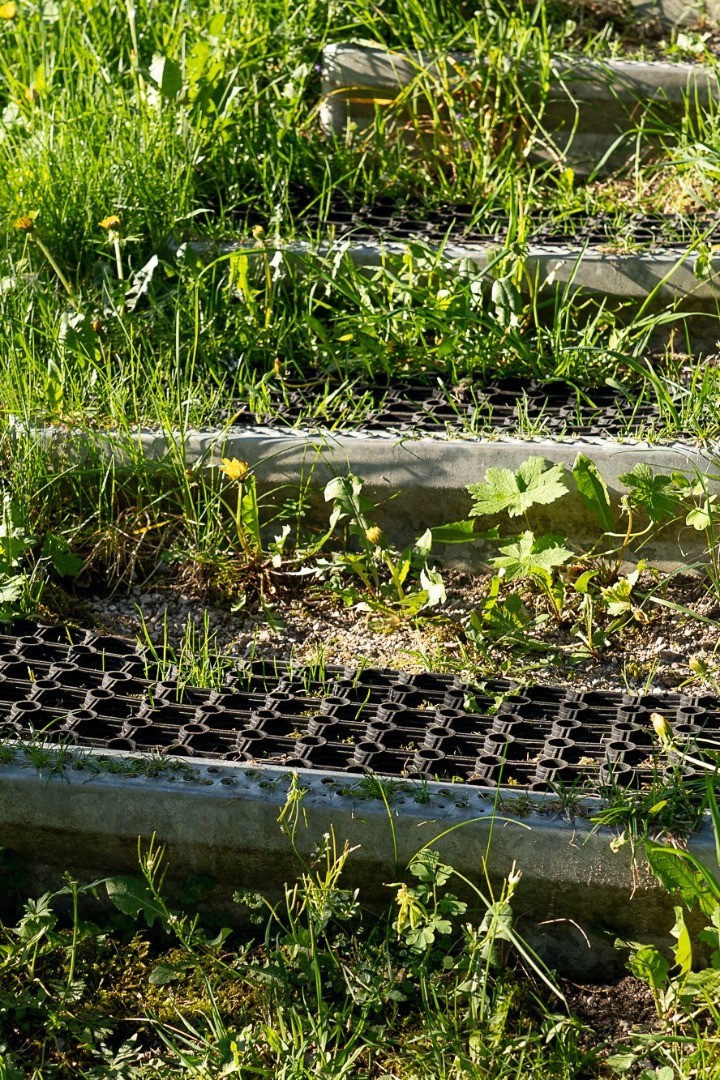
[71,566,720,695]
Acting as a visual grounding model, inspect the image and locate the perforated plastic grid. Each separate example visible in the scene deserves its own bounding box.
[224,376,664,438]
[312,202,720,249]
[1,624,718,792]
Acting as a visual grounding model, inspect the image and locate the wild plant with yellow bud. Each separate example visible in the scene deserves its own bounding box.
[651,711,718,773]
[99,214,124,280]
[218,458,261,560]
[12,210,78,308]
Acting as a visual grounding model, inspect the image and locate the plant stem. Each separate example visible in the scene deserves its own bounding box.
[31,236,80,311]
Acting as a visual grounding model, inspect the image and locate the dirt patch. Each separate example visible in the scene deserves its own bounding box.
[562,974,658,1055]
[70,565,720,696]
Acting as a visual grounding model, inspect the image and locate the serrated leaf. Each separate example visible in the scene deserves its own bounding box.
[482,592,531,640]
[645,842,720,918]
[681,967,720,1005]
[468,458,568,519]
[619,464,681,523]
[573,453,615,532]
[0,575,22,603]
[489,531,573,582]
[601,571,639,616]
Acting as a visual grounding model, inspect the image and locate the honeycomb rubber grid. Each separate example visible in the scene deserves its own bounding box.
[0,625,719,791]
[223,377,665,438]
[311,202,720,249]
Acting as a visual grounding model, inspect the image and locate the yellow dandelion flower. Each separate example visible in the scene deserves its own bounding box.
[0,2,17,19]
[219,458,249,482]
[365,526,384,546]
[13,213,34,232]
[99,215,121,230]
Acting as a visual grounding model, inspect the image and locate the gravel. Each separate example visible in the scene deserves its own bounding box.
[77,567,720,695]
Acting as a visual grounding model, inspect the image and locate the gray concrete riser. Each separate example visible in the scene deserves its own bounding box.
[32,427,720,568]
[1,751,717,978]
[320,43,720,174]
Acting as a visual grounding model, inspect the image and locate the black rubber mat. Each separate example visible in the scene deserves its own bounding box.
[223,376,667,438]
[0,624,717,792]
[310,201,720,249]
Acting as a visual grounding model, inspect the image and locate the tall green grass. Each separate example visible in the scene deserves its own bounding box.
[0,0,718,435]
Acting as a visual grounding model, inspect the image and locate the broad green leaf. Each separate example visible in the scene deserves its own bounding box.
[627,943,671,991]
[430,519,476,544]
[42,534,83,577]
[491,277,522,329]
[686,501,713,531]
[468,458,568,519]
[606,1051,638,1074]
[395,551,412,587]
[207,12,227,37]
[489,531,573,582]
[148,54,183,99]
[573,453,615,532]
[573,569,597,594]
[324,473,367,506]
[149,962,189,986]
[645,842,720,918]
[105,876,169,928]
[619,464,681,523]
[670,905,692,980]
[0,576,21,603]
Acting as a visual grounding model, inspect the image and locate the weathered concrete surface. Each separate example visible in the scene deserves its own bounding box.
[638,0,720,23]
[320,43,719,173]
[0,749,717,977]
[335,238,720,306]
[29,425,720,568]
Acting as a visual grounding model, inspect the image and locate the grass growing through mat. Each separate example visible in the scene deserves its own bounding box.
[0,0,720,437]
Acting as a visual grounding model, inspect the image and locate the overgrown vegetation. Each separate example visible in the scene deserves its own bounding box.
[3,0,720,1071]
[1,776,720,1077]
[0,0,719,433]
